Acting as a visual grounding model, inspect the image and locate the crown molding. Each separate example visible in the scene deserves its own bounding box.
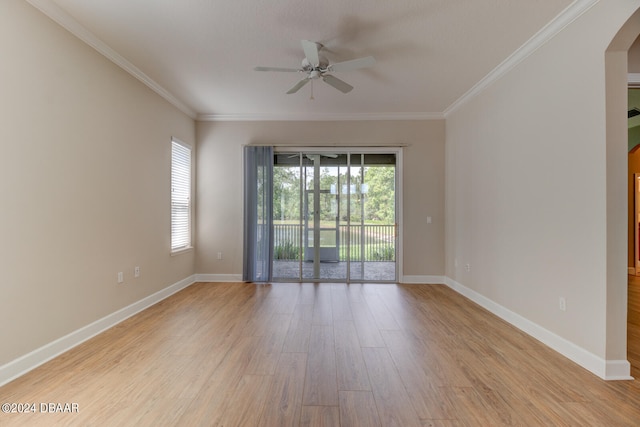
[26,0,601,123]
[197,112,444,122]
[444,0,599,117]
[24,0,441,124]
[25,0,197,119]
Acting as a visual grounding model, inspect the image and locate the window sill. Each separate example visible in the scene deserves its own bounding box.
[171,246,194,256]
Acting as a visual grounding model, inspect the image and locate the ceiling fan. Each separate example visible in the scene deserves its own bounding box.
[254,40,375,95]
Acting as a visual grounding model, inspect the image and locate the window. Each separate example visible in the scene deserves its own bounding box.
[171,138,192,252]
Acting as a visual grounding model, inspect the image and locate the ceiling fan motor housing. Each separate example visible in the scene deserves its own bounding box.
[302,55,329,73]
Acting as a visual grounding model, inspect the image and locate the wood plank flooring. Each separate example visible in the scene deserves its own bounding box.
[2,282,640,426]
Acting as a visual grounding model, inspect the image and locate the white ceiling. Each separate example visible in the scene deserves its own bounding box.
[29,0,583,120]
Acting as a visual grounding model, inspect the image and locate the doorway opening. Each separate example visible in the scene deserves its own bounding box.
[599,1,640,378]
[271,149,399,282]
[629,88,640,378]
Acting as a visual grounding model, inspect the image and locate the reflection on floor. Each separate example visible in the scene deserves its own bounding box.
[629,275,640,378]
[273,261,396,282]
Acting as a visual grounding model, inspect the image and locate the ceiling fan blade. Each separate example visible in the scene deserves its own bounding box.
[286,78,311,94]
[329,56,376,72]
[322,75,353,93]
[301,40,320,67]
[254,66,300,72]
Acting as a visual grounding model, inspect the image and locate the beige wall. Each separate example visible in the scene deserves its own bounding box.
[0,1,195,365]
[195,120,445,279]
[446,1,639,362]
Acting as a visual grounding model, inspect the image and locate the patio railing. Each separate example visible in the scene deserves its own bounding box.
[272,223,395,261]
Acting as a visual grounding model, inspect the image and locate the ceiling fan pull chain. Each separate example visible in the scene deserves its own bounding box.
[310,79,315,100]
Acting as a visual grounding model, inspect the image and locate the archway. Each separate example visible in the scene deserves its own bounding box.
[605,5,640,379]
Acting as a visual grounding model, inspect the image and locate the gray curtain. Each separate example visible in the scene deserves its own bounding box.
[242,146,274,282]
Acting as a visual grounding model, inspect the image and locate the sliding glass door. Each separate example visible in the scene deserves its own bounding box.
[272,150,397,282]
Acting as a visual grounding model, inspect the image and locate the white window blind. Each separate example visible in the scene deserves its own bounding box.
[171,139,191,252]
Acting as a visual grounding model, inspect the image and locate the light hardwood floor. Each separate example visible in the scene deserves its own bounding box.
[2,282,640,426]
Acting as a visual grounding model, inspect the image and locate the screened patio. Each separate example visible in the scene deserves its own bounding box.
[271,223,396,282]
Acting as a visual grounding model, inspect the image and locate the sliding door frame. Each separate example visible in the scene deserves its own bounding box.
[273,146,403,282]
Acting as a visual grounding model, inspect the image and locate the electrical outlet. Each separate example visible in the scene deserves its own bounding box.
[217,252,223,260]
[117,272,124,284]
[465,263,471,272]
[134,266,140,278]
[559,297,566,311]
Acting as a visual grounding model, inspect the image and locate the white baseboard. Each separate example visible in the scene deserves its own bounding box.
[4,273,629,385]
[0,275,196,387]
[196,274,444,284]
[195,274,243,282]
[606,359,633,380]
[400,275,445,284]
[443,276,632,381]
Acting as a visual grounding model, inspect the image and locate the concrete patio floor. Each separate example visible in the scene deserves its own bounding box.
[272,260,396,282]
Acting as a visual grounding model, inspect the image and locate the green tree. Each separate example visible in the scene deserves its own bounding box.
[364,166,395,223]
[273,166,300,221]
